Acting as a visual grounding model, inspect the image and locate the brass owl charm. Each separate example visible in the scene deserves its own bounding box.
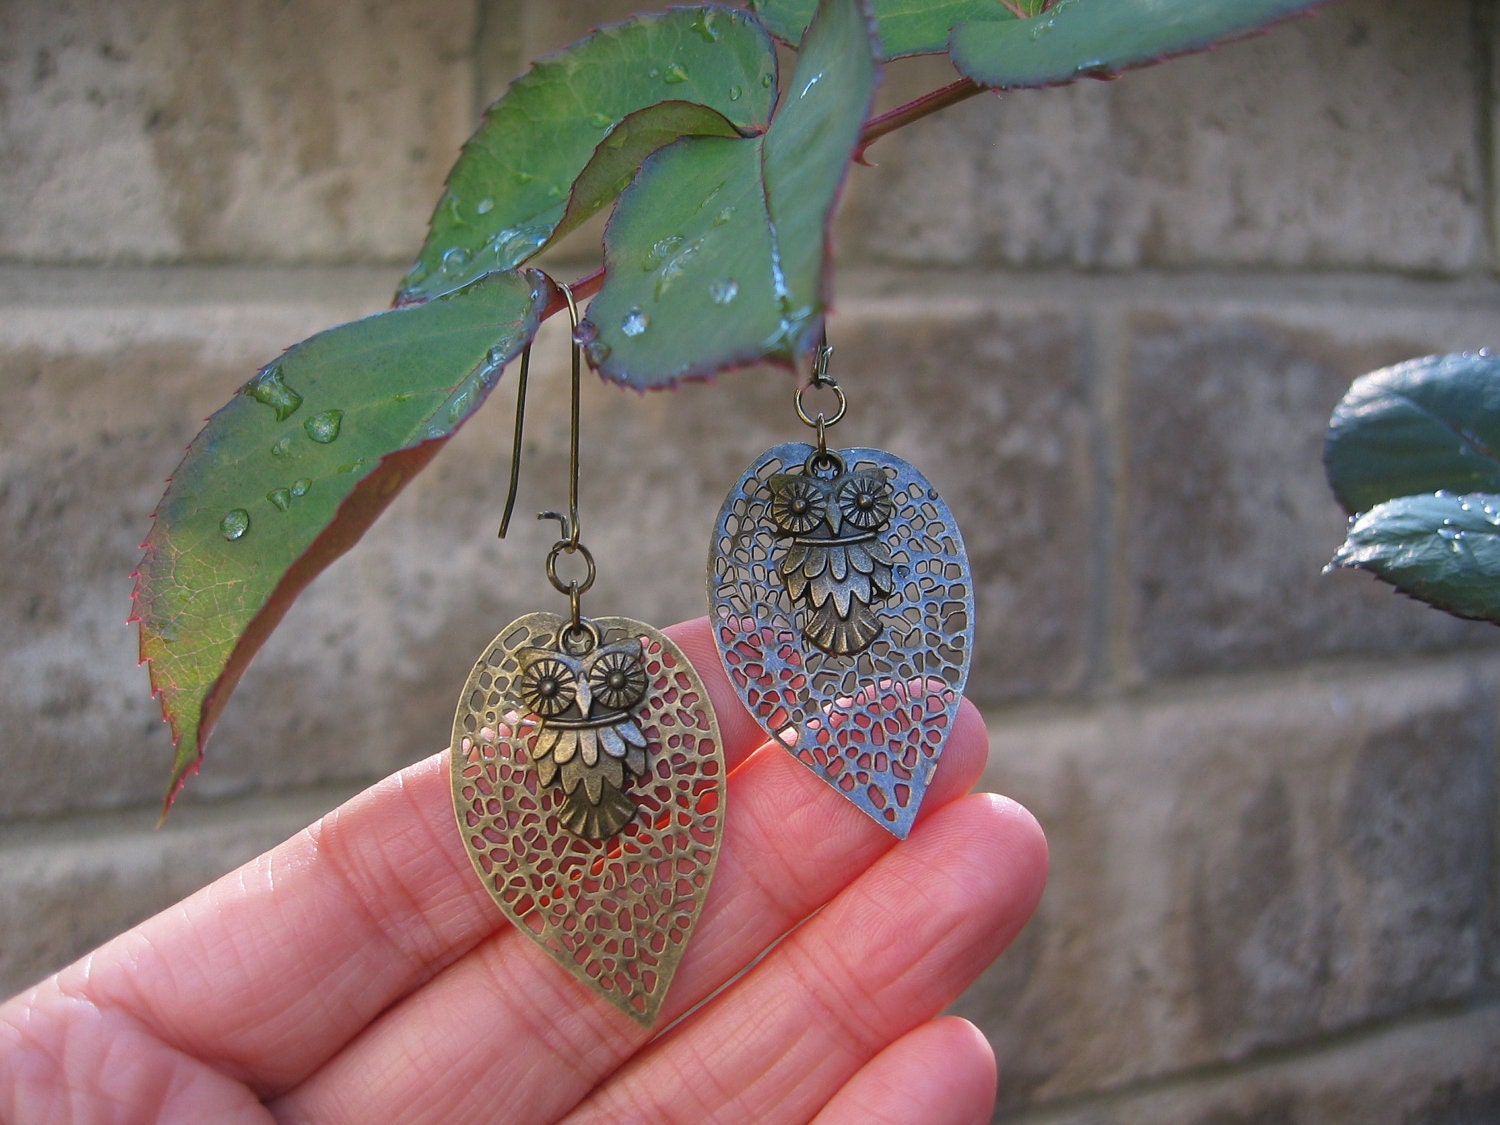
[767,452,898,656]
[515,631,651,838]
[451,612,725,1024]
[710,443,973,838]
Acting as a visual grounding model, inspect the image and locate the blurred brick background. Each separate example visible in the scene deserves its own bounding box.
[3,0,1499,1119]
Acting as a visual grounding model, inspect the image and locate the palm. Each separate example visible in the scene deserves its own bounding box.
[0,618,1046,1124]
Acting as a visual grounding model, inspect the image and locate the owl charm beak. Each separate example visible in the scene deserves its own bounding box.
[572,677,593,719]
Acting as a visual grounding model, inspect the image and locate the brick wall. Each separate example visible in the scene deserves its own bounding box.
[4,0,1498,1119]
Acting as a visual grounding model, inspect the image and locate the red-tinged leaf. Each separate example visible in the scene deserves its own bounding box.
[752,0,1016,59]
[134,269,552,816]
[397,5,777,305]
[950,0,1329,90]
[579,0,880,387]
[540,101,747,256]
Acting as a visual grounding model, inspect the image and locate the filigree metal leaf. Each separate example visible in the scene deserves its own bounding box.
[709,443,974,837]
[450,612,724,1025]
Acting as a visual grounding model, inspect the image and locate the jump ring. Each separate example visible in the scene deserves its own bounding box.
[794,379,847,430]
[545,541,596,598]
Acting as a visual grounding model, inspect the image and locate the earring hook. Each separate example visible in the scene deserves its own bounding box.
[493,280,594,631]
[497,281,584,545]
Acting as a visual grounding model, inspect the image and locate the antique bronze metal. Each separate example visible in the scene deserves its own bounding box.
[451,282,725,1025]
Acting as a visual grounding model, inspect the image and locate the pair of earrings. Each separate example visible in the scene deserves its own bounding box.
[450,289,973,1025]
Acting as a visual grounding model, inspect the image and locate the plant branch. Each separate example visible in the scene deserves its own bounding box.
[539,266,604,320]
[854,78,986,163]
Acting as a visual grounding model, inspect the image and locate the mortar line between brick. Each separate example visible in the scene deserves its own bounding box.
[0,780,370,853]
[999,997,1500,1124]
[1081,299,1131,695]
[4,266,1500,313]
[1476,0,1498,272]
[976,647,1500,731]
[470,0,488,121]
[1478,658,1500,987]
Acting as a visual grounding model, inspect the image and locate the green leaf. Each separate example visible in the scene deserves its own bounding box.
[1325,352,1500,517]
[950,0,1327,89]
[751,0,1016,59]
[580,0,879,387]
[544,101,746,254]
[133,270,552,814]
[398,5,777,304]
[1330,492,1500,625]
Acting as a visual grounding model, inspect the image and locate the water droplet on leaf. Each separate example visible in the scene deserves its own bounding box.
[662,63,689,84]
[246,364,303,421]
[709,278,738,305]
[291,478,312,497]
[643,235,683,271]
[441,246,472,273]
[267,488,291,512]
[622,309,650,337]
[485,224,548,265]
[713,205,736,227]
[304,409,343,443]
[220,509,251,541]
[690,11,720,40]
[476,197,495,215]
[728,85,743,101]
[761,72,773,88]
[270,436,294,458]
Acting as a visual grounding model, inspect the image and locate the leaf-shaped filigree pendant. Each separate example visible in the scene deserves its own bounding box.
[709,443,973,838]
[450,612,724,1025]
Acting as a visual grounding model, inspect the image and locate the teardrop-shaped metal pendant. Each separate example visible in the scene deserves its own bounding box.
[709,442,973,838]
[450,611,725,1025]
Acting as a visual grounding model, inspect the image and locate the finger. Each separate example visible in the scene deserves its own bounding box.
[10,618,765,1094]
[811,1017,997,1125]
[270,702,993,1123]
[567,793,1048,1123]
[664,616,763,753]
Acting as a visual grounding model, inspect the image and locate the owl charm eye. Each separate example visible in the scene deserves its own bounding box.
[768,475,827,534]
[836,472,894,531]
[589,649,648,710]
[518,656,577,717]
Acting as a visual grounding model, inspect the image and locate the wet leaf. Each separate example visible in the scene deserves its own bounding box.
[134,270,552,815]
[398,5,776,304]
[751,0,1016,59]
[580,0,879,387]
[1330,492,1500,625]
[544,101,746,253]
[950,0,1328,89]
[1325,352,1500,516]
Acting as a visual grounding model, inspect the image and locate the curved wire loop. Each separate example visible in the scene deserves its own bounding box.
[495,280,593,631]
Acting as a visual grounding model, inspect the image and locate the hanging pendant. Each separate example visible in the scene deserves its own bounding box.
[451,611,724,1025]
[709,440,973,838]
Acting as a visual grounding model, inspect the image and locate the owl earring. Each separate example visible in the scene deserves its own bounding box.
[709,343,974,838]
[450,282,725,1026]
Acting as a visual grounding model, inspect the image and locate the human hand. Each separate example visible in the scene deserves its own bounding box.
[1,617,1047,1123]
